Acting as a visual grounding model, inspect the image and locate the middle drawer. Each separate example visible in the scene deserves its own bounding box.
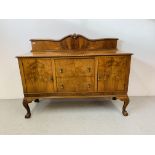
[56,77,95,92]
[54,58,95,77]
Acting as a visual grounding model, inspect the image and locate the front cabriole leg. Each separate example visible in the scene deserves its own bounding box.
[23,97,33,119]
[117,96,129,116]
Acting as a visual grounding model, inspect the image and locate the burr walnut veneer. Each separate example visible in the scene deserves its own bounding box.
[17,34,132,118]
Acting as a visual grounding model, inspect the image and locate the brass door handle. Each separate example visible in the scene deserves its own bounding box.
[49,77,53,81]
[98,76,100,81]
[61,84,64,89]
[59,68,63,73]
[88,84,91,88]
[87,67,91,72]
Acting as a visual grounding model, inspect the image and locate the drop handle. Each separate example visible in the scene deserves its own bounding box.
[59,68,63,73]
[60,84,64,89]
[88,84,91,88]
[49,77,53,81]
[87,67,91,72]
[98,76,100,81]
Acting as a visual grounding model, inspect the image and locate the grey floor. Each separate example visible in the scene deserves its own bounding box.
[0,97,155,134]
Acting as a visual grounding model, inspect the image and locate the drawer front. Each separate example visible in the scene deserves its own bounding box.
[74,59,95,76]
[55,58,95,77]
[56,77,95,92]
[55,59,75,77]
[98,56,129,92]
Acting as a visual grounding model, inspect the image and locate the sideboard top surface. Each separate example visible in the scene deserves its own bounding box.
[17,50,132,58]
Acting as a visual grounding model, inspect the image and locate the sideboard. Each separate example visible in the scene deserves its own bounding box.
[17,34,132,118]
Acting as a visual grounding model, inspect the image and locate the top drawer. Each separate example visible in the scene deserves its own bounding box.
[55,58,95,77]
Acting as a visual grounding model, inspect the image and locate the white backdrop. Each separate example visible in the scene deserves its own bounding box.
[0,19,155,99]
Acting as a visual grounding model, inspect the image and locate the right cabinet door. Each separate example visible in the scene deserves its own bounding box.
[98,56,130,92]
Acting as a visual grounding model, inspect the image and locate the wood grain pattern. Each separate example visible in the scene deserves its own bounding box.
[55,58,95,77]
[24,92,127,97]
[17,34,132,118]
[97,56,130,92]
[16,50,132,58]
[31,34,118,51]
[21,58,54,93]
[56,77,95,92]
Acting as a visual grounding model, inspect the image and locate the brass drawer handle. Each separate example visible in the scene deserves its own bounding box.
[59,68,63,73]
[49,77,53,81]
[87,67,91,72]
[60,84,64,89]
[88,84,91,88]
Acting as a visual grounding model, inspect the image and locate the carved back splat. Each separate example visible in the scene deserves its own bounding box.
[31,34,118,51]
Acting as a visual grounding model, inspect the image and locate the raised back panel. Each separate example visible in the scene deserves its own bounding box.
[31,34,118,52]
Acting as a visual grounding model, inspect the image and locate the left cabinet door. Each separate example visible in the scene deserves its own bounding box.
[20,58,54,93]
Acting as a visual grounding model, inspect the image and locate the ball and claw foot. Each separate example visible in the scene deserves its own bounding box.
[25,112,31,118]
[122,110,128,116]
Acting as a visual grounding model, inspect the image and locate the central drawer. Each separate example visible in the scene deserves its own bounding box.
[54,58,95,77]
[56,77,95,92]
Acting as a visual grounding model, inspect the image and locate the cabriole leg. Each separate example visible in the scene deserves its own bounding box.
[23,97,32,119]
[122,98,129,116]
[117,96,129,116]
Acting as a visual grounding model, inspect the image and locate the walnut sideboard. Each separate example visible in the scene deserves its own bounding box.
[17,34,132,118]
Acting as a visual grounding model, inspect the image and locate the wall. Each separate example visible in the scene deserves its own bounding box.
[0,19,155,99]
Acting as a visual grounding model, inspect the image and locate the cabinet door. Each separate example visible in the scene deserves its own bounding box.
[98,56,128,92]
[21,58,54,93]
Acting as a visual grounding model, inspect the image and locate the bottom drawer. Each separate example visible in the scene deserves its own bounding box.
[56,77,95,92]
